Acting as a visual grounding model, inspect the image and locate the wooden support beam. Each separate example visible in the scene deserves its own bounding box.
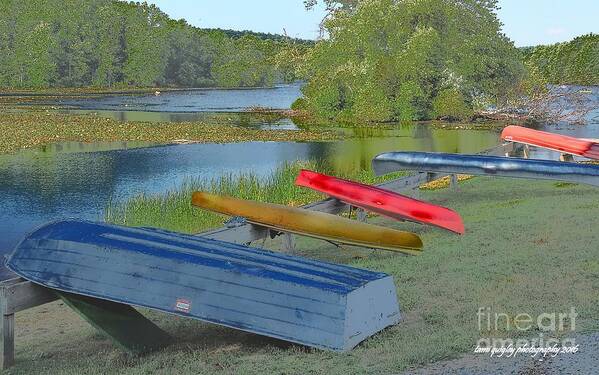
[450,174,459,191]
[0,310,14,369]
[200,222,269,245]
[410,186,420,199]
[0,278,58,369]
[560,153,574,162]
[1,279,57,315]
[356,208,367,223]
[504,142,517,157]
[506,143,515,157]
[282,233,296,254]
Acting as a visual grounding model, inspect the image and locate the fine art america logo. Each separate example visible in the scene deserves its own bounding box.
[474,307,579,358]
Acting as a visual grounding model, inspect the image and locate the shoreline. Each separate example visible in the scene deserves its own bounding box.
[245,107,515,130]
[0,104,511,155]
[7,176,599,374]
[0,84,297,97]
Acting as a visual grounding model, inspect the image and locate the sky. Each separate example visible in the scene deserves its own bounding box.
[145,0,599,47]
[496,0,599,46]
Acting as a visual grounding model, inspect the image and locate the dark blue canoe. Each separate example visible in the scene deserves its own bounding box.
[372,152,599,187]
[6,220,400,351]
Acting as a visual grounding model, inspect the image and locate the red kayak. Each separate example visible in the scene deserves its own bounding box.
[295,169,465,234]
[501,125,599,160]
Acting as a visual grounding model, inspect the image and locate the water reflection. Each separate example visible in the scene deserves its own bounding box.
[59,110,301,130]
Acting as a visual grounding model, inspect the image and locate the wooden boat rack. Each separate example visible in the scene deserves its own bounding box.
[0,143,512,369]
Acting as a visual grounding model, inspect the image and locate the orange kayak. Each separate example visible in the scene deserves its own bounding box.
[192,192,423,255]
[501,125,599,160]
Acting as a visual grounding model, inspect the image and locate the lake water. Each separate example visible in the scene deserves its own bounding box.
[1,84,597,279]
[43,84,303,113]
[0,126,500,276]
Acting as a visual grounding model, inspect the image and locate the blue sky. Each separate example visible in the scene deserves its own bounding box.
[146,0,598,46]
[496,0,598,46]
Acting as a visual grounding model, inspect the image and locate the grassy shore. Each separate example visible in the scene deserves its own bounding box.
[105,161,405,233]
[0,110,339,155]
[7,171,599,374]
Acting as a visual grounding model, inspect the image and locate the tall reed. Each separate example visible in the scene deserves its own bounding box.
[105,160,404,234]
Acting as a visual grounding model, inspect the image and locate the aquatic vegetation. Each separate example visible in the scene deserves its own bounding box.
[105,160,404,234]
[0,110,339,154]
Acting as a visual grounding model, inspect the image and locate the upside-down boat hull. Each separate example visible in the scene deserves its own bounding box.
[501,125,599,160]
[295,169,464,234]
[7,220,402,352]
[192,192,423,254]
[372,152,599,187]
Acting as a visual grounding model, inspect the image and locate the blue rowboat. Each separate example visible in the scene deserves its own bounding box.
[372,152,599,187]
[6,219,400,352]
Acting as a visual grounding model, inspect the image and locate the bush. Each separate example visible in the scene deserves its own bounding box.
[432,89,473,121]
[290,97,308,111]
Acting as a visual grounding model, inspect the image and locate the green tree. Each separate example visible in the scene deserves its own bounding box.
[0,0,15,86]
[523,34,599,86]
[0,0,308,89]
[25,21,57,87]
[164,23,214,87]
[93,3,126,86]
[297,0,525,122]
[52,0,97,86]
[120,2,169,86]
[8,0,58,87]
[211,35,277,87]
[432,88,473,120]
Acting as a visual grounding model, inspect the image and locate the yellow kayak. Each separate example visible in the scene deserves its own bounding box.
[192,192,423,255]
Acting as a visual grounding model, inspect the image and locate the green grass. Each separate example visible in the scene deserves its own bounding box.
[104,160,405,234]
[8,175,599,375]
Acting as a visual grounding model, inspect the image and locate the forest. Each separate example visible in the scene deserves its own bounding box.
[294,0,597,123]
[0,0,595,123]
[0,0,310,88]
[522,33,599,87]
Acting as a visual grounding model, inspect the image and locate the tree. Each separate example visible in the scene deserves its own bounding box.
[0,0,302,89]
[24,21,57,87]
[297,0,526,122]
[211,35,277,87]
[93,3,126,86]
[164,23,214,87]
[523,33,599,86]
[120,2,169,86]
[0,0,16,86]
